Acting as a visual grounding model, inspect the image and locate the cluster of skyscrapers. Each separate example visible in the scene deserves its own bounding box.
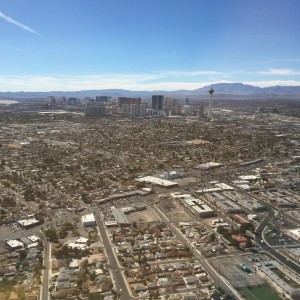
[46,93,207,119]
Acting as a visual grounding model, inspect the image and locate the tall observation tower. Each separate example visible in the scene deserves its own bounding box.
[208,86,214,120]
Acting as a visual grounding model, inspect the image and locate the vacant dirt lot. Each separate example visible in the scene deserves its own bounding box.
[0,225,14,235]
[158,198,193,222]
[127,208,160,224]
[209,254,265,288]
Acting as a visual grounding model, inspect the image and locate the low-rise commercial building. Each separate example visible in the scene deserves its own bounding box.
[135,176,178,188]
[287,228,300,241]
[171,193,215,218]
[111,207,130,227]
[256,261,300,296]
[17,218,41,229]
[81,213,96,227]
[6,239,24,250]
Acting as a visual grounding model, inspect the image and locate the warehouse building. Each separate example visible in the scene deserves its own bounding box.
[135,176,178,188]
[256,261,300,296]
[111,207,130,227]
[171,193,215,218]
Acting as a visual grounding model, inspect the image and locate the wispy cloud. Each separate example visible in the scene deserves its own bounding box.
[244,80,300,88]
[0,73,225,92]
[1,43,29,54]
[259,68,300,76]
[250,58,300,65]
[0,10,42,36]
[1,72,300,92]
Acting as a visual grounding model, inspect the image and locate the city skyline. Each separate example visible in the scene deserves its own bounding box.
[1,0,300,91]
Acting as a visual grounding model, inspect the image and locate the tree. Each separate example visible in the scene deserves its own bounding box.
[45,228,59,243]
[24,188,35,202]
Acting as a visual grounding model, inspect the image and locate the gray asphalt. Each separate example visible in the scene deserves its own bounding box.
[41,239,50,300]
[153,205,242,300]
[95,212,131,300]
[255,207,300,275]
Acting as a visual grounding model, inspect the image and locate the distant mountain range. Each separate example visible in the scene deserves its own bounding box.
[1,83,300,100]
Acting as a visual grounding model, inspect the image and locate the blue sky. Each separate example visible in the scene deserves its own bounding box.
[0,0,300,91]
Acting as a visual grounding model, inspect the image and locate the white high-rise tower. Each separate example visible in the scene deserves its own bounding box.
[208,86,214,120]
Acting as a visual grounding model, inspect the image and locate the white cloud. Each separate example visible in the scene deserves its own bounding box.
[0,72,300,92]
[251,58,300,65]
[243,80,300,88]
[0,10,42,36]
[259,68,300,76]
[0,74,227,92]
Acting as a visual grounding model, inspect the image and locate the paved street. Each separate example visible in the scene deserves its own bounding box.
[255,207,300,275]
[152,204,242,300]
[41,240,51,300]
[95,211,131,300]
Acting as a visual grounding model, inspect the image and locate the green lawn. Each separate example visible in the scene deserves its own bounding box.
[238,284,282,300]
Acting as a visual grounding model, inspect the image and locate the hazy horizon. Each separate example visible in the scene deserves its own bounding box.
[1,0,300,91]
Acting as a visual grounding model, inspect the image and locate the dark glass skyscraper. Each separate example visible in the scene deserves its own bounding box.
[152,95,164,110]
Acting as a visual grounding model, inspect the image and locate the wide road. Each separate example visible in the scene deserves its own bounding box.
[41,239,51,300]
[254,207,300,275]
[95,212,131,300]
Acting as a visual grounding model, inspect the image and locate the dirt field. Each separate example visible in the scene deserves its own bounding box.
[158,198,193,222]
[174,177,198,186]
[285,209,300,221]
[200,217,221,228]
[209,254,265,288]
[127,208,161,224]
[0,225,14,235]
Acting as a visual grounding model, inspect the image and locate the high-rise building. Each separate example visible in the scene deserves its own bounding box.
[152,95,164,110]
[131,104,139,118]
[122,104,130,117]
[139,104,146,118]
[96,96,109,103]
[118,97,141,108]
[199,105,205,118]
[84,106,106,117]
[46,96,56,104]
[164,96,173,108]
[183,105,192,115]
[68,97,78,105]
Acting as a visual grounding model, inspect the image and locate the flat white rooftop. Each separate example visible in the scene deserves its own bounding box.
[288,228,300,239]
[81,213,95,223]
[17,218,40,227]
[135,176,178,187]
[195,162,223,170]
[239,175,259,180]
[214,183,234,190]
[6,239,24,249]
[27,235,39,242]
